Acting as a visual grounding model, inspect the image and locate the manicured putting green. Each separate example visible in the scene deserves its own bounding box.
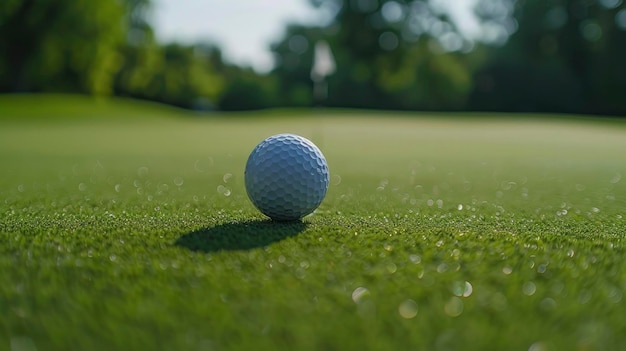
[1,96,625,351]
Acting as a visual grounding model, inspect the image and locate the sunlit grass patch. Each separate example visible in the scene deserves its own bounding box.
[1,96,625,351]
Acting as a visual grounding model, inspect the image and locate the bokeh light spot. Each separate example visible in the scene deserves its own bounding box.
[398,299,418,319]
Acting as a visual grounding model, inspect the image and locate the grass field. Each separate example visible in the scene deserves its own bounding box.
[1,95,625,351]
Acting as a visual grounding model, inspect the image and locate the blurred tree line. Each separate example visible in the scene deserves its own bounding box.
[1,0,625,115]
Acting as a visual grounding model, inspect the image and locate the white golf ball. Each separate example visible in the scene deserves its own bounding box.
[245,134,330,221]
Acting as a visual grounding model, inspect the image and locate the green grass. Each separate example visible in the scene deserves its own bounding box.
[1,95,626,351]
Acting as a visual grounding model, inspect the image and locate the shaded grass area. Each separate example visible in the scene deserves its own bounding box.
[176,220,308,252]
[1,95,626,351]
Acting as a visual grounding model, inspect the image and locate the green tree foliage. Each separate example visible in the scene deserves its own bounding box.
[471,0,626,115]
[114,42,164,102]
[271,25,323,107]
[0,0,127,95]
[115,41,224,109]
[269,0,477,110]
[112,0,161,101]
[218,67,280,111]
[112,1,224,109]
[0,0,224,109]
[4,0,625,114]
[149,44,224,109]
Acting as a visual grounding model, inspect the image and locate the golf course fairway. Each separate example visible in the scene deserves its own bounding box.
[1,95,625,351]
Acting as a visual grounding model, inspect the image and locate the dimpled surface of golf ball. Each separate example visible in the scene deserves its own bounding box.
[245,134,330,221]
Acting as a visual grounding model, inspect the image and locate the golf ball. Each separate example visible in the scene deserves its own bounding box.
[245,134,330,221]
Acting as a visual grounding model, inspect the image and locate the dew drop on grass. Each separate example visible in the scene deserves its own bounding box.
[173,177,184,187]
[386,263,397,274]
[523,282,537,296]
[332,174,342,185]
[444,297,464,317]
[437,263,448,273]
[451,249,461,259]
[457,204,463,210]
[550,281,564,296]
[452,281,473,297]
[217,185,231,196]
[78,183,86,191]
[194,160,204,172]
[17,184,24,192]
[398,299,418,319]
[137,166,149,177]
[352,287,370,304]
[114,184,121,192]
[502,266,513,275]
[521,188,529,199]
[610,172,622,184]
[537,264,547,274]
[578,290,592,304]
[409,254,421,264]
[223,173,233,183]
[463,281,473,297]
[295,268,306,279]
[540,298,557,311]
[608,287,623,303]
[194,157,214,172]
[528,341,548,351]
[502,181,517,191]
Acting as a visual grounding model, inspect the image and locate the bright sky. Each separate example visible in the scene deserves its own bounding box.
[152,0,324,72]
[152,0,479,72]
